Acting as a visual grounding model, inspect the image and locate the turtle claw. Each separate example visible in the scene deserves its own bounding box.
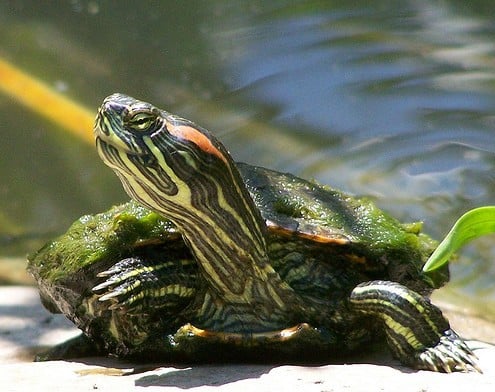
[92,276,124,293]
[92,257,197,314]
[416,329,481,373]
[92,258,147,311]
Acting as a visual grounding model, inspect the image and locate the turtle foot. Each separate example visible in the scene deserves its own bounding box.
[92,258,145,311]
[416,329,481,373]
[92,257,197,313]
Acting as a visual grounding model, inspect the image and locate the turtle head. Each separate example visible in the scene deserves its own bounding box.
[94,94,297,329]
[94,93,236,211]
[95,93,269,249]
[94,93,262,240]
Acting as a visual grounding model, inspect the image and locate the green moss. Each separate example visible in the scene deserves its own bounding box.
[27,201,178,283]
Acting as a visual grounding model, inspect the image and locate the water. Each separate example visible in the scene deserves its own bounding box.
[0,1,494,313]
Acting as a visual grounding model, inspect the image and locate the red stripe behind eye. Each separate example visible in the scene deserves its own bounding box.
[168,124,227,163]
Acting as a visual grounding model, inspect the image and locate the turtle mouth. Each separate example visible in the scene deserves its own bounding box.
[95,136,156,179]
[94,111,148,158]
[95,133,143,157]
[93,97,145,156]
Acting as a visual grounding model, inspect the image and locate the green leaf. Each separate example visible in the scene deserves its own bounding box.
[422,206,495,273]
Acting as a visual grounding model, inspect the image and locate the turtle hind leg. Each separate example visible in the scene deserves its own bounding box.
[349,280,481,372]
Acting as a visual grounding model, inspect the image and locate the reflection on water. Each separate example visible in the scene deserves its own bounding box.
[0,1,493,310]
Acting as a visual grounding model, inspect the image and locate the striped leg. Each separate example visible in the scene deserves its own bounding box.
[350,280,480,372]
[92,256,197,314]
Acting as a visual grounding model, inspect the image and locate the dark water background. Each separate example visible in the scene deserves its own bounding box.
[0,1,494,316]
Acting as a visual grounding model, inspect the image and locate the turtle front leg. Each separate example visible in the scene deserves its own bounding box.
[92,256,197,314]
[349,280,480,372]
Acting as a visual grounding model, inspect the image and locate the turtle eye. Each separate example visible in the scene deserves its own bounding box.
[127,112,157,132]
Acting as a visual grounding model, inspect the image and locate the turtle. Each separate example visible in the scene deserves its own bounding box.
[28,93,480,372]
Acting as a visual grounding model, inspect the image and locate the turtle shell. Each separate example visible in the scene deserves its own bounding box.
[27,162,445,360]
[240,163,443,290]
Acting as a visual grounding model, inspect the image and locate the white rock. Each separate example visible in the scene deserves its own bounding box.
[1,286,494,392]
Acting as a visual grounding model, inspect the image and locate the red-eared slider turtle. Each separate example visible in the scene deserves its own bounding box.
[28,94,480,372]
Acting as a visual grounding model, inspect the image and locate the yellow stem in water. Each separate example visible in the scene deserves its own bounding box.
[0,57,94,145]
